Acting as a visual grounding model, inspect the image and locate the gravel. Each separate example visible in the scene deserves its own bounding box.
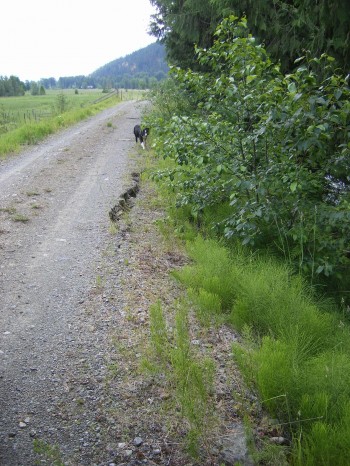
[0,100,149,465]
[0,99,256,466]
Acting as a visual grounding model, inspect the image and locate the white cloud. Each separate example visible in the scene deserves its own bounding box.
[0,0,157,81]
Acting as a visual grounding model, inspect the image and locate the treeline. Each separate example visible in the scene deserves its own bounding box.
[0,76,25,97]
[90,42,168,89]
[150,0,350,74]
[1,42,168,95]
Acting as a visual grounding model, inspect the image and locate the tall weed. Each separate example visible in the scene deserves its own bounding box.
[144,300,215,457]
[168,236,350,464]
[172,236,243,311]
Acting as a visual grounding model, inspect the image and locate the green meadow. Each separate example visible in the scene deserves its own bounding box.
[0,88,145,158]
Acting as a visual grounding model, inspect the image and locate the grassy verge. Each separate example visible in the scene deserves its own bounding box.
[142,152,350,465]
[143,300,216,457]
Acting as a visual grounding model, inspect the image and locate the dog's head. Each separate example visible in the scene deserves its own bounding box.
[141,128,150,140]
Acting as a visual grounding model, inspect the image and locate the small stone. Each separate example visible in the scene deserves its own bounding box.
[133,436,143,447]
[153,448,161,455]
[270,436,289,445]
[118,442,126,449]
[19,422,27,428]
[124,449,133,457]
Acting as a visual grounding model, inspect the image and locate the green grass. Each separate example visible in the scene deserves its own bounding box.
[170,235,350,464]
[33,439,64,465]
[144,300,215,458]
[0,89,147,158]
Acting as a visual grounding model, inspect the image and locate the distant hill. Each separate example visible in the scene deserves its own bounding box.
[38,42,169,90]
[90,42,169,89]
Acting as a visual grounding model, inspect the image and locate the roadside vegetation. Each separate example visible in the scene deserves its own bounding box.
[0,89,145,158]
[141,15,350,465]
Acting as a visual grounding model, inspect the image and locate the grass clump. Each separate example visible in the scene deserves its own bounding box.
[168,235,350,464]
[33,439,64,465]
[172,236,243,312]
[144,300,215,458]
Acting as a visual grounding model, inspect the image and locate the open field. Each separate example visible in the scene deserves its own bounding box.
[0,89,145,131]
[0,89,147,157]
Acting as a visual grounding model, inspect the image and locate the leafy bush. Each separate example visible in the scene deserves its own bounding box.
[148,16,350,298]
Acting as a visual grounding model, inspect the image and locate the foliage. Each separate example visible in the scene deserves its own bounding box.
[150,0,350,74]
[148,16,350,295]
[170,235,350,464]
[150,0,221,69]
[0,75,25,97]
[54,92,69,114]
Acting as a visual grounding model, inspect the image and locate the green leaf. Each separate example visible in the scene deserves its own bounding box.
[290,182,298,192]
[246,75,257,84]
[288,82,297,93]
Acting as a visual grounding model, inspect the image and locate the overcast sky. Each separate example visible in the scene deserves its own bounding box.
[1,0,158,82]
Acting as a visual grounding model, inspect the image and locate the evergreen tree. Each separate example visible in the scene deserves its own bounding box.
[149,0,350,73]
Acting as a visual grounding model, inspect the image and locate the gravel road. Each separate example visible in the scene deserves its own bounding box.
[0,99,254,466]
[0,100,149,465]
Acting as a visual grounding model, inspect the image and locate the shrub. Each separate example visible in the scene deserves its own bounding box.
[148,16,350,299]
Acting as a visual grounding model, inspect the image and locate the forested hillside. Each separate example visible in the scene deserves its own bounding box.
[90,42,169,89]
[1,42,168,92]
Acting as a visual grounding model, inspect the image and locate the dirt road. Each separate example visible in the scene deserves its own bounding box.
[0,100,149,465]
[0,99,253,466]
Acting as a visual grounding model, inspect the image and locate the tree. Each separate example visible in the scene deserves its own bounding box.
[149,0,221,68]
[148,16,350,288]
[211,0,350,74]
[149,0,350,74]
[30,82,39,96]
[0,76,25,96]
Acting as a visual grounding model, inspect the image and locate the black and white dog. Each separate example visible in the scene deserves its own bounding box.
[133,125,150,150]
